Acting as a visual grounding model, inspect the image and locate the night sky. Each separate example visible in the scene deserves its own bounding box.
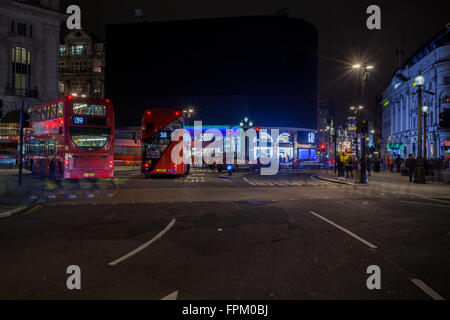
[60,0,450,124]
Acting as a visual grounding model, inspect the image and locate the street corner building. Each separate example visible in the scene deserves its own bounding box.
[105,15,319,130]
[381,27,450,160]
[0,0,66,120]
[58,28,105,99]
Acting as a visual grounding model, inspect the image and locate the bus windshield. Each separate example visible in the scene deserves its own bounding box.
[73,103,106,116]
[70,127,110,151]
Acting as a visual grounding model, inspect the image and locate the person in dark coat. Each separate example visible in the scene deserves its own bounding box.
[406,154,416,183]
[395,155,402,173]
[336,155,345,181]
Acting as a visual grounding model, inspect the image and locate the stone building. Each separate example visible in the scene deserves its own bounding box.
[381,27,450,159]
[58,29,105,98]
[0,0,64,120]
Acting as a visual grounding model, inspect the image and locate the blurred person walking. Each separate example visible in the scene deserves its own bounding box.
[406,154,416,183]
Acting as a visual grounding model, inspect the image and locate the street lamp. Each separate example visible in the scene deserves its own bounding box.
[412,75,435,181]
[183,108,195,126]
[352,63,375,184]
[422,105,429,161]
[240,117,254,131]
[413,72,428,184]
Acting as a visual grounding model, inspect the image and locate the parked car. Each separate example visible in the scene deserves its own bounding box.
[0,149,18,169]
[293,160,324,169]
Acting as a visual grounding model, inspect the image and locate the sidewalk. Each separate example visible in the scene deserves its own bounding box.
[318,169,450,185]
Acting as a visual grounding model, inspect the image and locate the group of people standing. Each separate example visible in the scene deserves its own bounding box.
[384,155,415,182]
[335,153,369,182]
[381,154,449,183]
[335,151,449,183]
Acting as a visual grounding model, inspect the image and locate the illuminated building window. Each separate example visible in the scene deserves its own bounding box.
[71,45,85,56]
[11,47,31,95]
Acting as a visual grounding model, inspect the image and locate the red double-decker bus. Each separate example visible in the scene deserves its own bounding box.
[114,127,141,166]
[141,109,190,177]
[24,96,115,179]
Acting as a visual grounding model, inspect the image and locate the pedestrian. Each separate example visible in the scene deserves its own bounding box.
[406,154,416,183]
[366,156,372,177]
[395,155,402,173]
[355,159,361,182]
[344,154,354,180]
[390,155,395,172]
[336,154,345,180]
[400,159,408,176]
[386,156,390,171]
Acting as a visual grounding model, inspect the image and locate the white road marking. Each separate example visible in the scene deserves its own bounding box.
[411,279,445,300]
[309,211,378,249]
[109,218,176,266]
[400,201,450,208]
[243,177,255,186]
[161,291,179,300]
[0,206,28,219]
[416,196,450,204]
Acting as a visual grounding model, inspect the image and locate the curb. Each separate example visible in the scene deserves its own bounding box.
[315,175,356,186]
[0,206,29,220]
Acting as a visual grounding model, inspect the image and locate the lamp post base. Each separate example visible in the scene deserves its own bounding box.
[414,159,427,184]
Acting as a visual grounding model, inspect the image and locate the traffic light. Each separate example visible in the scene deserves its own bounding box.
[439,110,450,128]
[289,134,294,144]
[360,120,369,134]
[24,112,30,128]
[320,144,326,151]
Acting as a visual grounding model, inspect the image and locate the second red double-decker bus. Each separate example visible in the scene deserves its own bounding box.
[141,109,190,177]
[114,127,141,166]
[25,95,115,179]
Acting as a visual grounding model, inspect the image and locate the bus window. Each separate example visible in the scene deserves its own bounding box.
[73,103,106,116]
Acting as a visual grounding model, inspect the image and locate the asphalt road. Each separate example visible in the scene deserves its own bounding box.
[0,169,449,300]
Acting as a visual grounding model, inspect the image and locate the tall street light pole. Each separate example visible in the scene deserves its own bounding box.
[413,73,434,184]
[353,64,374,184]
[18,100,24,187]
[422,105,429,161]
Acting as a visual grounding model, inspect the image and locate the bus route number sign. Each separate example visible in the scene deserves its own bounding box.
[74,116,85,125]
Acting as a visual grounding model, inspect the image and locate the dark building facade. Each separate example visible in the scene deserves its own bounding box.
[105,16,318,129]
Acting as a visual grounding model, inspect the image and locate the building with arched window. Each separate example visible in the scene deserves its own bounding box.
[381,27,450,160]
[0,0,65,121]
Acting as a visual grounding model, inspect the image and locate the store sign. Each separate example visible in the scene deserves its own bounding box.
[298,131,316,145]
[387,143,404,150]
